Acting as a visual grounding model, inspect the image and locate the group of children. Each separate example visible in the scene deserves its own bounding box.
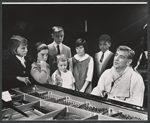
[2,26,114,94]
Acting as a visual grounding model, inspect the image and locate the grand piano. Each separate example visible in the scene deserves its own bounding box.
[2,84,147,121]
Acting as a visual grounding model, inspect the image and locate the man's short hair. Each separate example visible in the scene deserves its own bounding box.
[52,26,64,34]
[117,46,135,60]
[99,34,111,43]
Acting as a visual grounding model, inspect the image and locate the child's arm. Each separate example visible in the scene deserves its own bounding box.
[31,61,49,84]
[80,57,94,92]
[68,58,73,72]
[51,73,56,85]
[52,71,62,86]
[85,57,94,83]
[70,71,76,90]
[80,80,90,92]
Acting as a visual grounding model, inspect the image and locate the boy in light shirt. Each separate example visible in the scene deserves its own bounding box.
[93,34,114,88]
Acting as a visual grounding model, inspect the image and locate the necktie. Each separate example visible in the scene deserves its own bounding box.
[100,52,104,62]
[57,45,60,54]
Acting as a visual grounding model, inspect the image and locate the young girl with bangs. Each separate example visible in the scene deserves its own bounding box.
[71,38,94,93]
[31,42,52,84]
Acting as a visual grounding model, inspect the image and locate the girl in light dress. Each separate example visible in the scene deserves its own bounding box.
[51,54,75,90]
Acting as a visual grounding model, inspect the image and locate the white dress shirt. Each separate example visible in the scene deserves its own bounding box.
[91,67,145,106]
[53,41,62,53]
[95,50,111,75]
[16,55,26,67]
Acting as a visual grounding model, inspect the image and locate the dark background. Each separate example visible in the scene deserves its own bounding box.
[2,4,147,57]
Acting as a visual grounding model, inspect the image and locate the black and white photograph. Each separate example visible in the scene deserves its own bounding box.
[1,1,148,121]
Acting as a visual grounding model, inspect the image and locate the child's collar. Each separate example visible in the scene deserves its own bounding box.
[59,69,68,73]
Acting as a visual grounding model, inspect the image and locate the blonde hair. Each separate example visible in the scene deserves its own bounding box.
[56,54,67,63]
[8,35,28,55]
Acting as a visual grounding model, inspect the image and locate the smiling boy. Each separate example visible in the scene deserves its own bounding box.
[93,34,114,88]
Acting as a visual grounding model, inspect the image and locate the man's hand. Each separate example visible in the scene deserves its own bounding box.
[101,90,108,98]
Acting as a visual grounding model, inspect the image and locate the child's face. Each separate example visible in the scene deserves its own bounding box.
[76,45,85,57]
[57,61,67,72]
[99,40,111,52]
[37,49,48,62]
[16,43,28,57]
[52,31,64,44]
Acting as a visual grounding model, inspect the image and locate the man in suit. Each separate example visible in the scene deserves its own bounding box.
[48,26,72,75]
[93,34,114,88]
